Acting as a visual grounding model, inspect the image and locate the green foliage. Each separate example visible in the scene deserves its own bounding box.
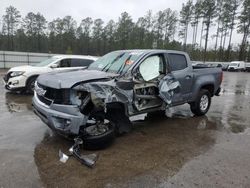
[179,0,193,50]
[66,46,72,54]
[237,0,250,60]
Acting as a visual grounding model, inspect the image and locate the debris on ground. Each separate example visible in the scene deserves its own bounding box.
[59,150,69,163]
[59,137,98,168]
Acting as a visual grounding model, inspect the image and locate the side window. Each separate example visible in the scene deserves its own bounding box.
[138,55,165,81]
[60,59,71,67]
[71,59,94,67]
[168,54,187,71]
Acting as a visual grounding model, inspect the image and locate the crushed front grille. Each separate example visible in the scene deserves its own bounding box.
[36,83,71,105]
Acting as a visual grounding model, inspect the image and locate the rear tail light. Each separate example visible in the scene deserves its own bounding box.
[220,72,223,84]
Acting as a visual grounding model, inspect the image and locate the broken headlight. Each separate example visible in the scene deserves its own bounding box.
[70,90,89,106]
[90,93,105,109]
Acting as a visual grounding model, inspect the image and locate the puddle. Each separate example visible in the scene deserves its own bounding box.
[34,115,216,188]
[4,92,32,113]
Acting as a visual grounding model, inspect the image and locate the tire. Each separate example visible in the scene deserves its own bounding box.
[26,76,37,94]
[190,89,211,116]
[81,113,116,150]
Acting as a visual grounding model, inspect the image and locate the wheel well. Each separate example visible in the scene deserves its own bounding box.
[106,102,127,115]
[26,75,39,86]
[201,84,214,96]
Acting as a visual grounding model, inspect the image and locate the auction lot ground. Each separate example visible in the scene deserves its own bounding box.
[0,70,250,188]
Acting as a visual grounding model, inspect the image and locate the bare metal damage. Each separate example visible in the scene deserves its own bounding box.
[158,75,181,104]
[73,80,132,110]
[71,75,180,133]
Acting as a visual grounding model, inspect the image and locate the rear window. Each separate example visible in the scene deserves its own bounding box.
[168,54,187,71]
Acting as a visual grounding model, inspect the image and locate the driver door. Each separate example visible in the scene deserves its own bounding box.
[133,54,166,111]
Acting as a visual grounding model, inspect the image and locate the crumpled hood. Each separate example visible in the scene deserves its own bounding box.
[37,69,118,89]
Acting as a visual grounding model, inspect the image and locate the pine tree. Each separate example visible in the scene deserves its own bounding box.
[2,6,21,50]
[179,0,193,51]
[238,0,250,60]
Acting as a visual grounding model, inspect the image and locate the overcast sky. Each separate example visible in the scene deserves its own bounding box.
[1,0,243,47]
[1,0,185,22]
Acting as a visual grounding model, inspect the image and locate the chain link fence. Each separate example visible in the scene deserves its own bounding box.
[0,51,58,68]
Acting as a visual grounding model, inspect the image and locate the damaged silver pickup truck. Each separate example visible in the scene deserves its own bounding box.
[33,50,222,145]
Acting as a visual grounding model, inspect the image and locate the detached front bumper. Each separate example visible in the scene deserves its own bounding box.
[3,74,27,91]
[32,92,88,135]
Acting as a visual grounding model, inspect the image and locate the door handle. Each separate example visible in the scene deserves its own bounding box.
[185,75,192,79]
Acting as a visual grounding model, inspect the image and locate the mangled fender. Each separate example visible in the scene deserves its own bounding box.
[73,80,133,105]
[73,80,133,134]
[158,75,181,105]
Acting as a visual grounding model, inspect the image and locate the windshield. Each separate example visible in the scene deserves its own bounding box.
[34,57,60,67]
[88,51,143,73]
[230,63,238,67]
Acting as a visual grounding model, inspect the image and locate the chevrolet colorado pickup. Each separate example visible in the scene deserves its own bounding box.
[33,50,222,146]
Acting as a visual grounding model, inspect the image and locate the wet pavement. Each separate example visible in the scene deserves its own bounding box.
[0,69,250,187]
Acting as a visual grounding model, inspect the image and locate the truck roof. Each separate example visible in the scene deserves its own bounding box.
[52,55,98,60]
[112,49,188,56]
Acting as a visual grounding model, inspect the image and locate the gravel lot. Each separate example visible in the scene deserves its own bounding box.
[0,69,250,188]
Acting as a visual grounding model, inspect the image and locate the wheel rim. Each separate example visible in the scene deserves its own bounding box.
[85,119,112,136]
[200,95,209,111]
[30,80,35,91]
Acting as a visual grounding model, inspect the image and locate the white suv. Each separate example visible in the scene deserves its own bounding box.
[3,55,98,93]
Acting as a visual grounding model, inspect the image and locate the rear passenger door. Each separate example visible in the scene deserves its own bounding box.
[57,58,94,71]
[70,59,94,68]
[167,53,193,103]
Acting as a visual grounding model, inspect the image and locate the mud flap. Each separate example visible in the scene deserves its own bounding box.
[106,108,132,134]
[116,116,132,134]
[158,75,180,105]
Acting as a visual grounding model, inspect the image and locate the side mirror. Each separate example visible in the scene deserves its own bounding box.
[50,64,58,68]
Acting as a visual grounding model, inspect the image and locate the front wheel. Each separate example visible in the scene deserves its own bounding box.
[81,114,116,150]
[26,76,37,94]
[190,89,211,116]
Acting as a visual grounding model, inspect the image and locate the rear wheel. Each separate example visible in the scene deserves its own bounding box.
[190,89,211,116]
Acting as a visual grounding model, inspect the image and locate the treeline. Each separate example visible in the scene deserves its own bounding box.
[0,0,250,62]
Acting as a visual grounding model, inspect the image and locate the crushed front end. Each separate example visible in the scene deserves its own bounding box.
[32,76,131,137]
[32,82,89,136]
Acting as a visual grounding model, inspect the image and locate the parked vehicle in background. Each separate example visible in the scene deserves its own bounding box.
[245,63,250,72]
[227,61,246,72]
[192,62,222,69]
[33,50,222,146]
[3,55,98,93]
[222,63,229,71]
[192,63,209,69]
[208,63,222,68]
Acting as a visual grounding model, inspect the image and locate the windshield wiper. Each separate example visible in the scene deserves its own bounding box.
[101,53,125,72]
[116,55,132,74]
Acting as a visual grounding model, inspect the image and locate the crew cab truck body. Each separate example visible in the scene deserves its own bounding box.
[33,50,222,144]
[3,55,98,93]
